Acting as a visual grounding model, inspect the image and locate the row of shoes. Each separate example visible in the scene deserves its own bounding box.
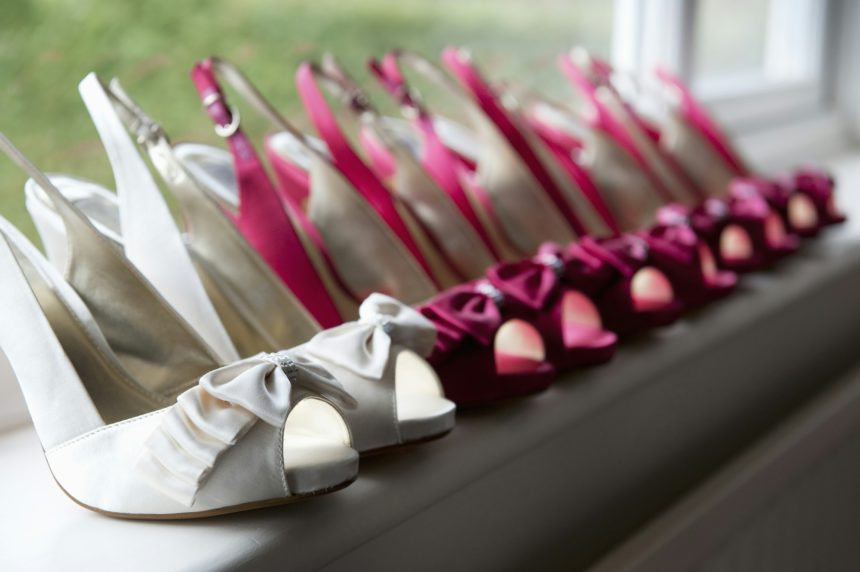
[0,47,844,519]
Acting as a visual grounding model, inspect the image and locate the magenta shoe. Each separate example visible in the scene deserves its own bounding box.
[485,259,617,371]
[420,284,556,407]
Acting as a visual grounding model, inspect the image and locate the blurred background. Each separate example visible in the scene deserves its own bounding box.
[0,0,614,238]
[2,0,855,241]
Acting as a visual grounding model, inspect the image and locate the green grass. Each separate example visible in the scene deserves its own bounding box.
[0,0,612,239]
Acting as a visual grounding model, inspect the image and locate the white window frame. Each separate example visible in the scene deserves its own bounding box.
[611,0,859,168]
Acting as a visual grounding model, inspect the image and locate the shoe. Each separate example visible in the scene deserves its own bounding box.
[484,257,617,368]
[654,66,845,234]
[183,57,443,305]
[25,73,457,456]
[270,55,494,283]
[525,48,797,273]
[509,82,736,307]
[431,47,689,327]
[302,293,456,452]
[419,282,556,407]
[368,49,581,256]
[0,133,359,518]
[26,73,325,356]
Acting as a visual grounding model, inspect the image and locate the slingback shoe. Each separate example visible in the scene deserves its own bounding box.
[181,57,441,306]
[25,73,324,358]
[483,258,617,370]
[272,58,493,284]
[509,85,736,307]
[419,283,556,407]
[368,49,584,257]
[267,55,498,282]
[0,135,359,519]
[540,49,797,272]
[435,48,689,326]
[651,67,845,235]
[24,76,456,455]
[302,294,456,452]
[28,198,454,456]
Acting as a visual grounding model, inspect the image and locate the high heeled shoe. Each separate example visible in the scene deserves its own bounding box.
[0,133,359,518]
[25,73,457,455]
[265,56,494,283]
[522,48,797,273]
[419,282,556,407]
[502,84,737,308]
[186,55,613,374]
[370,49,685,332]
[651,67,846,235]
[297,55,619,367]
[182,57,445,307]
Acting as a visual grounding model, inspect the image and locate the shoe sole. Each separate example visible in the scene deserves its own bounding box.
[52,473,357,520]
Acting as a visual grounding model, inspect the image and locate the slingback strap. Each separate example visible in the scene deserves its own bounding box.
[138,349,355,506]
[368,52,433,119]
[654,67,748,176]
[0,211,103,448]
[100,78,325,354]
[310,56,499,279]
[295,61,438,282]
[2,136,224,394]
[558,52,679,205]
[519,96,624,236]
[441,47,590,236]
[368,51,510,259]
[77,73,239,363]
[190,57,346,328]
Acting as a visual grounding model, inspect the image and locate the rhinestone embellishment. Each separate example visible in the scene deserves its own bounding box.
[376,317,394,335]
[263,353,300,381]
[476,282,506,306]
[536,253,565,279]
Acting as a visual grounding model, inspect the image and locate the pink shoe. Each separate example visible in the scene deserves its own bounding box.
[652,66,846,234]
[484,258,617,370]
[438,48,722,315]
[187,58,440,313]
[283,57,495,283]
[541,49,799,271]
[420,283,556,407]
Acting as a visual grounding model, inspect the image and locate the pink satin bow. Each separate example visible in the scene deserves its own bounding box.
[536,242,611,292]
[486,260,559,311]
[420,284,503,357]
[792,168,834,203]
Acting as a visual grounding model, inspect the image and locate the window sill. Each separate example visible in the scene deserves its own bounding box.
[3,155,860,571]
[734,110,857,172]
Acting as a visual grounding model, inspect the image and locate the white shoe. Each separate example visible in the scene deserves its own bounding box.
[24,73,457,455]
[0,134,359,519]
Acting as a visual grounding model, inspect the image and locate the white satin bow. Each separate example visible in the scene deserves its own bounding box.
[303,293,437,380]
[138,351,355,506]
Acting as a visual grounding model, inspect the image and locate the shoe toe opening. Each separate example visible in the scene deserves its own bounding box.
[494,319,546,374]
[631,266,675,311]
[788,193,819,231]
[720,224,754,261]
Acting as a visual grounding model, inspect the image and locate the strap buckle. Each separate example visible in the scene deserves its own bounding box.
[202,92,241,138]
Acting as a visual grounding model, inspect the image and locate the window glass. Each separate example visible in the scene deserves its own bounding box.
[691,0,825,94]
[692,0,770,85]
